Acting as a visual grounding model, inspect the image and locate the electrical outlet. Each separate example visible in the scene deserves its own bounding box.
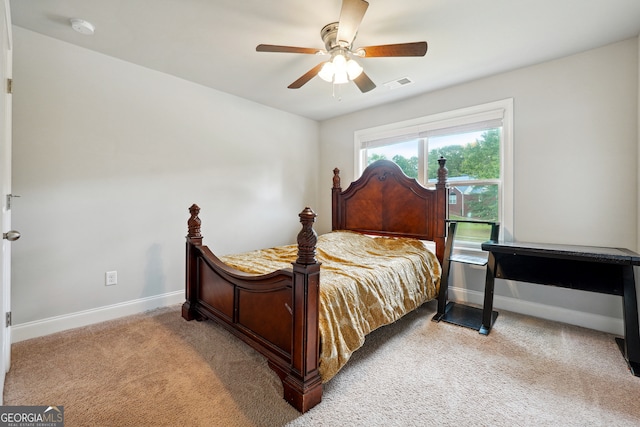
[105,271,117,286]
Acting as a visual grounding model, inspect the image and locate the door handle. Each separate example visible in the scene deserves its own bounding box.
[2,230,20,241]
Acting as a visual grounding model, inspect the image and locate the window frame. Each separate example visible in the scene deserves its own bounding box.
[354,99,514,244]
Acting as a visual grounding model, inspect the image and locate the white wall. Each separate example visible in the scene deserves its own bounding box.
[10,27,318,335]
[10,26,640,340]
[318,38,639,335]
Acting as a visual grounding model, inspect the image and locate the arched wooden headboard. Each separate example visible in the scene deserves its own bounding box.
[331,159,448,262]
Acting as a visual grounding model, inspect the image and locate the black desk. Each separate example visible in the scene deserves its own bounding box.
[481,240,640,377]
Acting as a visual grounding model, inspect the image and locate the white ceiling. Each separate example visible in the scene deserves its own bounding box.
[9,0,640,121]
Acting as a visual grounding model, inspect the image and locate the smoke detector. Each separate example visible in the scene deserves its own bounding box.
[70,18,95,35]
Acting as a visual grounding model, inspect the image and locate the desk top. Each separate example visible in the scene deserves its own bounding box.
[481,240,640,265]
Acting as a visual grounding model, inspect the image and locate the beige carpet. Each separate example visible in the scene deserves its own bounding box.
[4,302,640,426]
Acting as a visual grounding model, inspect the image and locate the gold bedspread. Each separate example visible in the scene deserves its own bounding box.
[220,230,441,382]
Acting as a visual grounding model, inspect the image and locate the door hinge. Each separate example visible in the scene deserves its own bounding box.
[5,312,11,327]
[6,194,20,210]
[6,78,11,94]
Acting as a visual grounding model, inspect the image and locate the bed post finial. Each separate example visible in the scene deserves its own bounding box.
[296,207,318,265]
[437,156,448,188]
[332,168,342,231]
[187,204,202,238]
[288,206,322,411]
[184,204,203,321]
[435,157,448,263]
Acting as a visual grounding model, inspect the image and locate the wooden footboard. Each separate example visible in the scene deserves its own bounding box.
[182,204,322,413]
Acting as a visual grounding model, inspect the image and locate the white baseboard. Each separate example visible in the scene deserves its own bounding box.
[11,287,626,343]
[11,291,185,343]
[449,286,625,336]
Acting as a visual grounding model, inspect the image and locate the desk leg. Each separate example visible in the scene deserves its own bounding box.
[432,223,456,322]
[433,258,450,322]
[617,265,640,376]
[480,252,497,335]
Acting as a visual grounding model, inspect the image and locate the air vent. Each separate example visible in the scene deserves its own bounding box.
[384,77,414,90]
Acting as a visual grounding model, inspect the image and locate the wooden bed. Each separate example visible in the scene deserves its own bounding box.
[182,158,448,412]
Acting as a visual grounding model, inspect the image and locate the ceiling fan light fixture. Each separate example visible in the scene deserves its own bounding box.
[318,62,335,82]
[332,53,347,71]
[318,53,359,84]
[333,69,349,84]
[346,58,363,80]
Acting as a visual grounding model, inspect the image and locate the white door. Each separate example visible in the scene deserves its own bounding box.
[0,0,14,398]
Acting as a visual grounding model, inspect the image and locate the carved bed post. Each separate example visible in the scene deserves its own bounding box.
[182,204,203,321]
[435,157,449,263]
[282,207,323,413]
[331,168,342,231]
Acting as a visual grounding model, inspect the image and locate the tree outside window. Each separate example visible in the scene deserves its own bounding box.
[366,129,500,243]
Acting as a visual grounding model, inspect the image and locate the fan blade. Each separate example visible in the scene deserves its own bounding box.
[256,44,322,54]
[336,0,369,46]
[358,42,428,57]
[353,71,376,93]
[288,63,325,89]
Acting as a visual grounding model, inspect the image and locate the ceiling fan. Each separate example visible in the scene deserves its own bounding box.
[256,0,427,93]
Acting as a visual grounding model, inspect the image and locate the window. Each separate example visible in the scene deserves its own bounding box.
[355,99,513,245]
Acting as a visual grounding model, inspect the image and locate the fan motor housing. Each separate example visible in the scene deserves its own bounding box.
[321,22,348,51]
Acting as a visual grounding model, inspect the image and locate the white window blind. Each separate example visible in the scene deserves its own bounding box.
[357,108,505,149]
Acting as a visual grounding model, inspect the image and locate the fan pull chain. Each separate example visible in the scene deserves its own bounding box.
[332,83,343,101]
